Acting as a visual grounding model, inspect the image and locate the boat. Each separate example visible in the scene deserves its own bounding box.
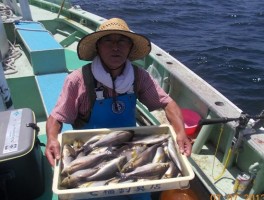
[0,0,263,200]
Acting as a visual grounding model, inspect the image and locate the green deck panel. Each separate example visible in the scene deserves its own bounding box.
[6,76,46,122]
[65,49,90,71]
[36,134,58,200]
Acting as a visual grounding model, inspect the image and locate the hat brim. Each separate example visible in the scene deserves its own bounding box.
[77,30,151,61]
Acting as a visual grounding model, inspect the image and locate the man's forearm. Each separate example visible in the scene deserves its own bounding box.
[46,115,62,139]
[164,100,185,136]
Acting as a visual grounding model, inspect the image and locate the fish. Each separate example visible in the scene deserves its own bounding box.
[162,161,182,179]
[61,151,112,175]
[89,146,110,155]
[76,134,106,154]
[78,180,108,188]
[72,139,84,152]
[104,177,121,185]
[152,146,167,163]
[105,177,135,185]
[116,144,147,161]
[121,143,160,173]
[83,156,127,182]
[75,151,85,159]
[61,144,76,170]
[118,162,170,180]
[129,134,170,145]
[84,130,134,154]
[168,137,182,172]
[162,142,169,158]
[60,168,99,188]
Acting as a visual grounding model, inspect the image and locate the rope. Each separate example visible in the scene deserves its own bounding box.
[211,124,232,182]
[0,3,22,23]
[1,41,22,75]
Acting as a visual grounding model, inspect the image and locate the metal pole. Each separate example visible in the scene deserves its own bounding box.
[0,17,9,60]
[19,0,33,21]
[0,62,14,111]
[57,0,66,18]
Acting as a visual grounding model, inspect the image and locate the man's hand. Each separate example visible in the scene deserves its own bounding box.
[45,138,61,167]
[176,133,192,156]
[45,115,63,167]
[164,100,192,156]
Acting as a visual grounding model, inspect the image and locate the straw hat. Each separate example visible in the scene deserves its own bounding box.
[77,18,151,61]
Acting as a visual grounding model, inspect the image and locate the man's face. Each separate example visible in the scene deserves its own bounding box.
[97,34,133,70]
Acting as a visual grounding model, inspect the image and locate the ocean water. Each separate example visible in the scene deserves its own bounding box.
[72,0,264,115]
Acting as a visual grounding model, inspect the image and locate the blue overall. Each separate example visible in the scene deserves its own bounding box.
[80,89,151,200]
[82,92,137,129]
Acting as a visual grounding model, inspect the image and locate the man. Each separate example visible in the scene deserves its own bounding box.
[45,17,191,199]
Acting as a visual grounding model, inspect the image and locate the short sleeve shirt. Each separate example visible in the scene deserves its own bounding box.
[51,66,172,124]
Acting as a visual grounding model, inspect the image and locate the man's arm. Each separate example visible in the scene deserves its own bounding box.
[45,115,63,166]
[164,100,192,156]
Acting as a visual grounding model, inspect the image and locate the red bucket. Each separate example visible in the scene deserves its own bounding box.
[181,109,201,139]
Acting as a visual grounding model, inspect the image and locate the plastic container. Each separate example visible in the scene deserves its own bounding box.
[181,109,201,139]
[53,124,195,200]
[0,108,44,200]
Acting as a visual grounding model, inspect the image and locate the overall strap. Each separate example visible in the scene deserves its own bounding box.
[132,64,139,98]
[82,63,96,106]
[72,64,96,129]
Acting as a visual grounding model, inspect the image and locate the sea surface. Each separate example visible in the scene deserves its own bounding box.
[72,0,264,116]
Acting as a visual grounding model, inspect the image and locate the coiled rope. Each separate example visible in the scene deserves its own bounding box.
[0,3,22,75]
[0,3,22,23]
[2,41,22,75]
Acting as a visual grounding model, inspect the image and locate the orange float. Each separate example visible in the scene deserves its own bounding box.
[159,189,198,200]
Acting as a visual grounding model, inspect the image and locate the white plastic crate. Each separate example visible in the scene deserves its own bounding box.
[53,124,195,200]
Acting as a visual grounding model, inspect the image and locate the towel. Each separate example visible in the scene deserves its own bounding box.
[91,56,134,94]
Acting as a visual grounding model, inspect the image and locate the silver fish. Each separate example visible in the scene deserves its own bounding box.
[61,168,99,188]
[78,180,108,188]
[62,144,76,170]
[104,177,121,185]
[116,144,147,161]
[130,134,170,145]
[162,161,181,179]
[61,151,111,175]
[75,151,85,159]
[162,142,169,158]
[81,134,106,150]
[83,156,127,182]
[84,130,134,154]
[168,137,182,172]
[89,146,110,155]
[106,177,135,185]
[119,162,170,180]
[152,146,166,163]
[121,143,160,173]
